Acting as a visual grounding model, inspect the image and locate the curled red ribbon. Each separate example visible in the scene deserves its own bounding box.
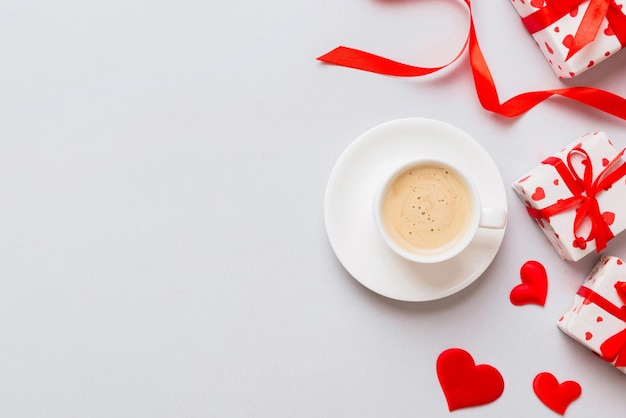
[525,145,626,252]
[522,0,626,60]
[316,0,626,121]
[577,283,626,367]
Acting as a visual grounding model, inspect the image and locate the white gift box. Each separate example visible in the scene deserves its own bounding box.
[512,131,626,261]
[558,255,626,373]
[510,0,626,78]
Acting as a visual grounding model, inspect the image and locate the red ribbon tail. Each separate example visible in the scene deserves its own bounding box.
[589,226,610,253]
[601,328,626,366]
[615,350,626,368]
[317,46,444,77]
[565,0,611,60]
[607,4,626,47]
[316,0,626,121]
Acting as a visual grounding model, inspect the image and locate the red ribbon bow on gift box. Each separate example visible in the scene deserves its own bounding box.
[522,0,626,60]
[317,0,626,121]
[525,144,626,252]
[577,281,626,367]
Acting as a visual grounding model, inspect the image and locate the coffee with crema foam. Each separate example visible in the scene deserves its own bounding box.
[380,164,473,253]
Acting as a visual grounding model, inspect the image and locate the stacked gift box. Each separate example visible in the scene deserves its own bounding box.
[558,255,626,373]
[513,129,626,373]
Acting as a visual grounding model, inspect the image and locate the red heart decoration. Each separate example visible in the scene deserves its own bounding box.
[531,187,546,201]
[563,34,574,48]
[602,211,615,225]
[615,281,626,303]
[436,348,504,411]
[544,41,554,54]
[603,211,615,226]
[509,260,548,306]
[533,372,581,415]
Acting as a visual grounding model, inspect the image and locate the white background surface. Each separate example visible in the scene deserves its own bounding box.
[1,0,626,416]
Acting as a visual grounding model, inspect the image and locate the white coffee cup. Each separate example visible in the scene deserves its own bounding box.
[374,158,506,263]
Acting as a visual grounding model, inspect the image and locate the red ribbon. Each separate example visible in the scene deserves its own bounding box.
[525,145,626,252]
[577,283,626,367]
[316,0,626,121]
[521,0,626,60]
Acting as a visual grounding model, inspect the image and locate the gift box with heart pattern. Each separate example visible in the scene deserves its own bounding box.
[558,255,626,373]
[510,0,626,78]
[512,131,626,261]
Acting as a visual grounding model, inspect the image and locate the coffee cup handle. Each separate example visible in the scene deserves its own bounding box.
[479,208,507,229]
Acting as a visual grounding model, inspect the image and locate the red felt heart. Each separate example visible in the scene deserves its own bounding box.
[533,372,581,415]
[509,260,548,306]
[436,348,504,411]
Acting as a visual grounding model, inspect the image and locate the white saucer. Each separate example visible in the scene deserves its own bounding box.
[324,118,507,302]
